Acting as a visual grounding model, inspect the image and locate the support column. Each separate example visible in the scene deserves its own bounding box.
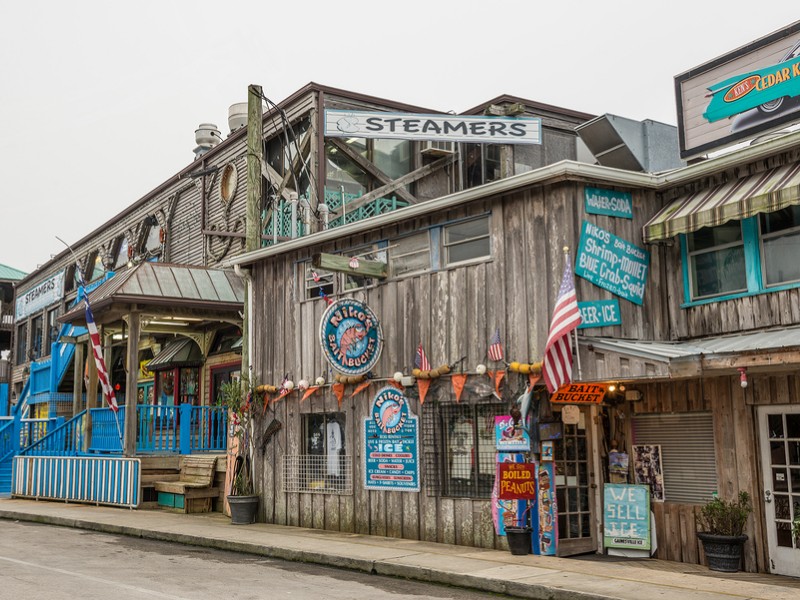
[124,311,140,456]
[84,341,99,450]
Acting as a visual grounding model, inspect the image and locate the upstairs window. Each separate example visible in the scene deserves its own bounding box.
[390,232,430,277]
[686,222,747,300]
[761,206,800,287]
[444,216,490,266]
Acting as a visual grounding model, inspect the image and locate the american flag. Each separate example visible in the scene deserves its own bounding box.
[542,254,582,393]
[415,342,431,371]
[487,328,504,362]
[79,273,119,412]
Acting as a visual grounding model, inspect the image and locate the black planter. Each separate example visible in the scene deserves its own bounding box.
[228,495,259,525]
[505,526,533,555]
[697,532,748,572]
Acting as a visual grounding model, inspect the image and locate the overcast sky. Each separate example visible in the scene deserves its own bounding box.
[1,2,797,275]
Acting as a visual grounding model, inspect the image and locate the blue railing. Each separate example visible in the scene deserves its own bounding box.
[186,405,227,453]
[136,405,179,453]
[12,455,140,508]
[0,419,16,460]
[19,418,53,448]
[21,411,86,456]
[89,406,126,453]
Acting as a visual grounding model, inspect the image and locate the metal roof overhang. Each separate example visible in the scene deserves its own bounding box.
[644,161,800,243]
[582,325,800,380]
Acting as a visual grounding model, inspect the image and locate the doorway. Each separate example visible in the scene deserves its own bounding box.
[757,405,800,576]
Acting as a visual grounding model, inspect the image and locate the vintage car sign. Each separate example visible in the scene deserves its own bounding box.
[319,298,383,375]
[363,387,420,491]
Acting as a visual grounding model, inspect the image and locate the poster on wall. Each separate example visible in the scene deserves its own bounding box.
[532,461,558,555]
[603,483,651,550]
[493,453,528,535]
[676,23,800,158]
[319,298,383,376]
[495,415,531,451]
[363,387,419,491]
[632,444,665,502]
[575,221,649,305]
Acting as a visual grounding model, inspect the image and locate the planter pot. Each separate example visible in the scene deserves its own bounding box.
[698,532,748,572]
[505,526,533,555]
[228,495,259,525]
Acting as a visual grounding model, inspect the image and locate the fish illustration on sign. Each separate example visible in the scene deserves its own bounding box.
[380,401,402,430]
[339,324,367,356]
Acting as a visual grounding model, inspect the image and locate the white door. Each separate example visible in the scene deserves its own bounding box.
[757,405,800,576]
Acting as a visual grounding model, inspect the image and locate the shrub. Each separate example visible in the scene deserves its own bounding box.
[696,491,752,537]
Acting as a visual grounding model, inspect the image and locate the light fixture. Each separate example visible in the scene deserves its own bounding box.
[738,367,748,389]
[608,383,617,393]
[619,384,626,392]
[148,320,189,327]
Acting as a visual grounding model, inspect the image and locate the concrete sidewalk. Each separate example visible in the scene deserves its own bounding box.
[0,498,798,600]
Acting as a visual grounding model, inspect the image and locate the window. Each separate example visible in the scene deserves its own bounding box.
[761,206,800,287]
[343,245,387,291]
[464,144,502,188]
[87,251,105,282]
[283,413,351,494]
[444,216,490,265]
[426,402,504,498]
[114,236,130,270]
[144,218,162,253]
[686,222,747,300]
[16,321,27,365]
[390,232,430,277]
[325,137,413,197]
[45,308,59,352]
[30,315,43,360]
[304,265,334,301]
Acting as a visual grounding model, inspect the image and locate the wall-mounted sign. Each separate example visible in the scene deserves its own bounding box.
[584,186,633,219]
[575,221,649,306]
[493,453,528,535]
[603,483,651,550]
[495,415,531,451]
[561,404,580,425]
[319,298,383,375]
[497,462,537,500]
[324,109,542,145]
[550,383,606,404]
[533,462,557,555]
[363,386,419,491]
[577,299,622,329]
[15,271,65,320]
[676,23,800,158]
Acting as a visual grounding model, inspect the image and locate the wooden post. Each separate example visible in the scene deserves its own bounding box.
[85,340,99,450]
[72,342,84,418]
[243,83,263,381]
[124,311,140,456]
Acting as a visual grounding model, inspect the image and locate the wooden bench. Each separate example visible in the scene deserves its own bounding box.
[154,456,218,513]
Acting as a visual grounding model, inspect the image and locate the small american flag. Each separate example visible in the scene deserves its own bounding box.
[542,253,582,393]
[79,272,119,412]
[487,328,504,362]
[415,342,431,371]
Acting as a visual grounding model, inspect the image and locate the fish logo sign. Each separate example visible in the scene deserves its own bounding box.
[319,298,383,375]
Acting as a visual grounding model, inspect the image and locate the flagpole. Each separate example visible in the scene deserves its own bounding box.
[57,236,124,450]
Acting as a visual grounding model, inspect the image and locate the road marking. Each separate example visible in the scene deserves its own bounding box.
[0,554,191,599]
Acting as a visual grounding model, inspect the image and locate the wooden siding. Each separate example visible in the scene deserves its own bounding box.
[250,180,661,548]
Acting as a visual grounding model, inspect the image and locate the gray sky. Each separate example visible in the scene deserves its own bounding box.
[1,2,797,274]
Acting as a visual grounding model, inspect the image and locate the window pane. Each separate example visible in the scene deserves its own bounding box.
[30,315,43,360]
[16,322,27,364]
[687,222,742,252]
[445,217,490,265]
[445,218,489,244]
[114,237,129,269]
[373,139,412,180]
[391,233,430,276]
[763,231,800,286]
[691,246,747,298]
[145,223,161,252]
[325,142,369,197]
[761,206,800,235]
[447,238,491,264]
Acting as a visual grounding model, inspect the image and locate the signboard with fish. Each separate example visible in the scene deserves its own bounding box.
[319,298,383,375]
[495,415,531,451]
[363,386,420,491]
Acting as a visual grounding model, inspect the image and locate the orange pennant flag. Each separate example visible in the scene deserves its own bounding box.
[388,379,404,391]
[490,370,505,398]
[417,378,432,405]
[527,373,541,393]
[350,379,371,398]
[451,373,467,403]
[262,393,270,414]
[333,383,346,408]
[301,386,320,403]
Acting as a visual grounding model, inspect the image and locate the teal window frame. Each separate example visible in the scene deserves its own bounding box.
[680,215,800,306]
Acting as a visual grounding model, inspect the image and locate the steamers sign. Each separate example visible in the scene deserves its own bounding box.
[319,298,383,375]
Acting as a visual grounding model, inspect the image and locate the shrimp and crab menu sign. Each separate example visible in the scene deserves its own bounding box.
[364,387,420,491]
[319,298,383,375]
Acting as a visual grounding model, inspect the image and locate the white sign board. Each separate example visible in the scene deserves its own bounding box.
[16,271,65,320]
[324,109,542,145]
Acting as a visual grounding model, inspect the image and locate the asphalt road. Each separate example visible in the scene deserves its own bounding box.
[0,520,506,599]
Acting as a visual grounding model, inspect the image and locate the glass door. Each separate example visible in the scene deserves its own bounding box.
[758,405,800,576]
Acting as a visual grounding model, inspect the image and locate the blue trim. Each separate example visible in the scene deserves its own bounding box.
[741,216,762,292]
[680,235,691,304]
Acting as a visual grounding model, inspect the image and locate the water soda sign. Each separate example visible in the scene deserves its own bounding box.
[584,186,633,219]
[575,221,649,305]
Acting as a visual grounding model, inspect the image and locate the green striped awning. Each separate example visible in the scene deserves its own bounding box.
[644,161,800,243]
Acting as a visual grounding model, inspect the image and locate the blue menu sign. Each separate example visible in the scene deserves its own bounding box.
[575,221,649,306]
[577,299,622,329]
[603,484,651,550]
[584,186,633,219]
[364,387,419,491]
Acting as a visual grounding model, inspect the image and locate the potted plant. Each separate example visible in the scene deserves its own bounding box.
[218,378,259,524]
[696,491,752,572]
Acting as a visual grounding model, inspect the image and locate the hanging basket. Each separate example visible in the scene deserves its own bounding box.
[505,526,533,555]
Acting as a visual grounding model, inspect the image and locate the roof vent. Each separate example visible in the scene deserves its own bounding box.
[228,103,248,134]
[576,114,685,173]
[193,123,222,159]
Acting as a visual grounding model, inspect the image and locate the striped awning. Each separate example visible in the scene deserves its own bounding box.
[644,161,800,242]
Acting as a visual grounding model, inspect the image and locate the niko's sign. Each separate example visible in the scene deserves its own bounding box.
[319,298,383,375]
